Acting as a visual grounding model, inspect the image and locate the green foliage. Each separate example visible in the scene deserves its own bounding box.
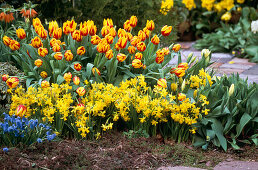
[123,129,150,139]
[194,7,258,62]
[194,74,258,151]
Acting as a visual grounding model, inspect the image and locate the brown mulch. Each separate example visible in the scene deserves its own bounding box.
[0,132,257,169]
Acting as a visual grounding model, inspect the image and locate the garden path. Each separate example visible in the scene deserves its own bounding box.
[168,42,258,84]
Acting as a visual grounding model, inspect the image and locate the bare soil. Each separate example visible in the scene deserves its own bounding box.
[0,132,257,169]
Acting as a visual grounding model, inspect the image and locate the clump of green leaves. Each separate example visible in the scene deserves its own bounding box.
[194,7,258,62]
[123,129,150,139]
[194,74,258,151]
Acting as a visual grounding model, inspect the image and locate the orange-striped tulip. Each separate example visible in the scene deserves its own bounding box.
[1,74,9,82]
[135,52,143,60]
[64,50,74,61]
[161,25,172,36]
[178,63,188,70]
[91,35,101,45]
[74,63,82,71]
[41,80,50,88]
[105,49,113,60]
[38,47,48,57]
[178,93,186,101]
[146,20,155,31]
[128,46,136,54]
[103,18,113,28]
[3,36,11,46]
[34,59,43,67]
[77,46,86,55]
[117,53,127,62]
[6,77,19,88]
[172,44,181,52]
[40,71,48,78]
[130,36,141,47]
[138,30,146,41]
[136,42,146,52]
[151,35,160,45]
[64,72,72,82]
[16,105,27,117]
[54,52,63,60]
[129,16,137,27]
[123,20,132,32]
[52,44,61,52]
[92,67,101,76]
[117,37,127,49]
[16,28,26,39]
[157,78,167,88]
[53,27,62,39]
[76,87,86,96]
[9,40,20,51]
[31,36,42,48]
[132,59,143,68]
[72,30,82,42]
[73,76,80,85]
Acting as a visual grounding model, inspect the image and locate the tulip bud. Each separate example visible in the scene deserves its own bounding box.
[193,90,197,98]
[129,16,137,27]
[16,105,27,117]
[6,77,19,88]
[229,84,234,96]
[186,52,193,63]
[151,35,160,45]
[146,20,155,31]
[41,80,50,88]
[1,74,9,82]
[178,63,188,70]
[201,49,211,58]
[181,79,186,91]
[171,83,177,92]
[73,76,80,85]
[3,36,12,46]
[135,52,143,60]
[76,87,86,96]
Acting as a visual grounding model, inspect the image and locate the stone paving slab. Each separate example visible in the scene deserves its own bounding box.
[220,63,254,70]
[157,166,205,170]
[214,161,258,170]
[215,68,245,75]
[242,65,258,75]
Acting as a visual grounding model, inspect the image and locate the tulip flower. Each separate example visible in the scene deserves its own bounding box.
[74,63,82,71]
[117,37,127,49]
[34,59,43,67]
[48,21,59,36]
[53,27,62,39]
[41,80,50,88]
[178,63,188,70]
[135,52,143,60]
[105,49,113,60]
[52,44,61,52]
[161,25,172,36]
[80,23,88,36]
[130,36,141,47]
[101,26,110,37]
[31,36,43,48]
[9,40,20,51]
[136,42,146,52]
[178,93,186,101]
[138,30,146,41]
[72,30,82,42]
[92,67,101,76]
[118,28,127,38]
[162,47,170,55]
[77,46,86,55]
[172,44,181,52]
[146,20,155,31]
[64,50,74,61]
[103,18,113,27]
[37,27,48,39]
[38,47,48,57]
[117,53,127,62]
[132,59,143,68]
[40,71,48,78]
[88,23,97,36]
[201,49,211,58]
[151,35,160,45]
[157,78,167,88]
[16,105,27,117]
[73,76,80,85]
[16,28,26,39]
[128,46,136,54]
[91,35,101,45]
[6,77,19,88]
[123,20,132,32]
[54,52,63,60]
[3,36,11,46]
[174,68,185,78]
[1,74,9,81]
[129,16,137,27]
[105,34,114,44]
[76,87,86,96]
[64,72,72,82]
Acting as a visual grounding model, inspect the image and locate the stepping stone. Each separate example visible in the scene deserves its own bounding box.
[157,166,205,170]
[242,65,258,75]
[216,68,245,75]
[212,53,233,59]
[220,63,253,70]
[214,161,258,170]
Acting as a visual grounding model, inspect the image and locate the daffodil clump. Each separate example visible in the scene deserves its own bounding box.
[189,68,213,88]
[7,75,210,140]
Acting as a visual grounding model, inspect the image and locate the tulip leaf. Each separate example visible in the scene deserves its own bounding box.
[211,119,227,151]
[235,113,252,138]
